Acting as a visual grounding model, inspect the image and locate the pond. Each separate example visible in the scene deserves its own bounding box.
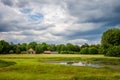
[46,61,101,68]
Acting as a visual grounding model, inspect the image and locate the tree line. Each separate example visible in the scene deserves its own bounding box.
[0,40,100,54]
[0,28,120,57]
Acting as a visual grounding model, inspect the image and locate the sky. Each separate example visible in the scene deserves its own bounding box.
[0,0,120,45]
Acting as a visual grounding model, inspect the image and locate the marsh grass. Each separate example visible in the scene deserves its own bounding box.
[0,54,120,80]
[0,60,16,67]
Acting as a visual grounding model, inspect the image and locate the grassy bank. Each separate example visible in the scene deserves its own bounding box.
[0,54,120,80]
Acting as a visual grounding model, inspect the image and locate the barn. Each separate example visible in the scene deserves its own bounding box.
[28,48,35,54]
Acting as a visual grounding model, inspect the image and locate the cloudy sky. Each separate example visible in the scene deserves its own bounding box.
[0,0,120,44]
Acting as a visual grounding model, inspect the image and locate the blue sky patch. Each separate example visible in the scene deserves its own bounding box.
[20,8,32,14]
[29,13,44,21]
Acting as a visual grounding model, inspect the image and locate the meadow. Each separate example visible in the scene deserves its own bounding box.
[0,54,120,80]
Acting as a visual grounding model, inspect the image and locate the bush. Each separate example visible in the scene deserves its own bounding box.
[9,50,14,54]
[106,46,120,57]
[60,51,80,54]
[60,51,69,54]
[80,48,89,54]
[60,51,75,54]
[21,51,27,54]
[89,47,98,54]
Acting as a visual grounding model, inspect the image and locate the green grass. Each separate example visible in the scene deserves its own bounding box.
[0,54,120,80]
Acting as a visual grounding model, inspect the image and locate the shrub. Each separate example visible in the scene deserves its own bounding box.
[80,48,89,54]
[98,47,107,54]
[21,51,27,54]
[9,50,14,54]
[60,51,69,54]
[89,47,98,54]
[106,46,120,57]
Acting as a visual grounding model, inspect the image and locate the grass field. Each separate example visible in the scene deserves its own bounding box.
[0,54,120,80]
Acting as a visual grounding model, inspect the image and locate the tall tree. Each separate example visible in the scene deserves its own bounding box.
[81,43,89,48]
[66,43,75,51]
[28,42,37,50]
[35,44,43,54]
[20,43,27,51]
[101,28,120,48]
[0,40,10,54]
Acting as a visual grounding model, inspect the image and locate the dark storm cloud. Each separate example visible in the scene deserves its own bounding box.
[0,21,16,32]
[0,23,9,32]
[1,0,14,7]
[16,0,29,8]
[66,0,120,25]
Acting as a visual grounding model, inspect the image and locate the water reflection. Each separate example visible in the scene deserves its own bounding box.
[47,61,101,68]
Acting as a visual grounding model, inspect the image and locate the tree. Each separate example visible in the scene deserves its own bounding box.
[74,45,80,52]
[20,43,27,51]
[106,46,120,57]
[35,44,43,54]
[48,44,56,51]
[101,28,120,56]
[81,43,89,48]
[101,28,120,48]
[80,47,89,54]
[0,40,10,54]
[9,50,14,54]
[28,42,37,50]
[41,42,48,51]
[15,45,21,54]
[89,47,98,54]
[66,43,75,51]
[0,42,3,53]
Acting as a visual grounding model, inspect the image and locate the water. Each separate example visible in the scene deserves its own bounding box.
[47,61,101,68]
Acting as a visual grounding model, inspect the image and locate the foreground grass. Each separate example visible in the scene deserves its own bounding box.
[0,54,120,80]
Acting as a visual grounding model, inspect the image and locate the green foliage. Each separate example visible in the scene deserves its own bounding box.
[15,46,21,54]
[35,44,43,54]
[48,44,56,51]
[41,42,48,51]
[0,44,3,52]
[80,47,89,54]
[21,51,27,54]
[101,28,120,57]
[81,43,89,48]
[28,42,37,50]
[0,40,10,54]
[106,46,120,57]
[60,51,75,54]
[98,47,107,54]
[20,43,27,51]
[89,47,98,54]
[101,28,120,47]
[9,50,14,54]
[60,51,69,54]
[66,43,75,51]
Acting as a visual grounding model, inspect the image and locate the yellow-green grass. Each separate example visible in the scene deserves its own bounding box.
[0,54,120,80]
[0,54,119,58]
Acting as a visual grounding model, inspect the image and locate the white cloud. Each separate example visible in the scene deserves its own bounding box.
[68,39,88,44]
[0,0,120,44]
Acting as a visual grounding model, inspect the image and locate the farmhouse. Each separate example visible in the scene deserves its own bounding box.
[28,48,35,54]
[44,50,58,54]
[44,50,51,54]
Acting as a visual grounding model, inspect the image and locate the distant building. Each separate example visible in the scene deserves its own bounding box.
[44,50,51,54]
[28,48,35,54]
[44,50,58,54]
